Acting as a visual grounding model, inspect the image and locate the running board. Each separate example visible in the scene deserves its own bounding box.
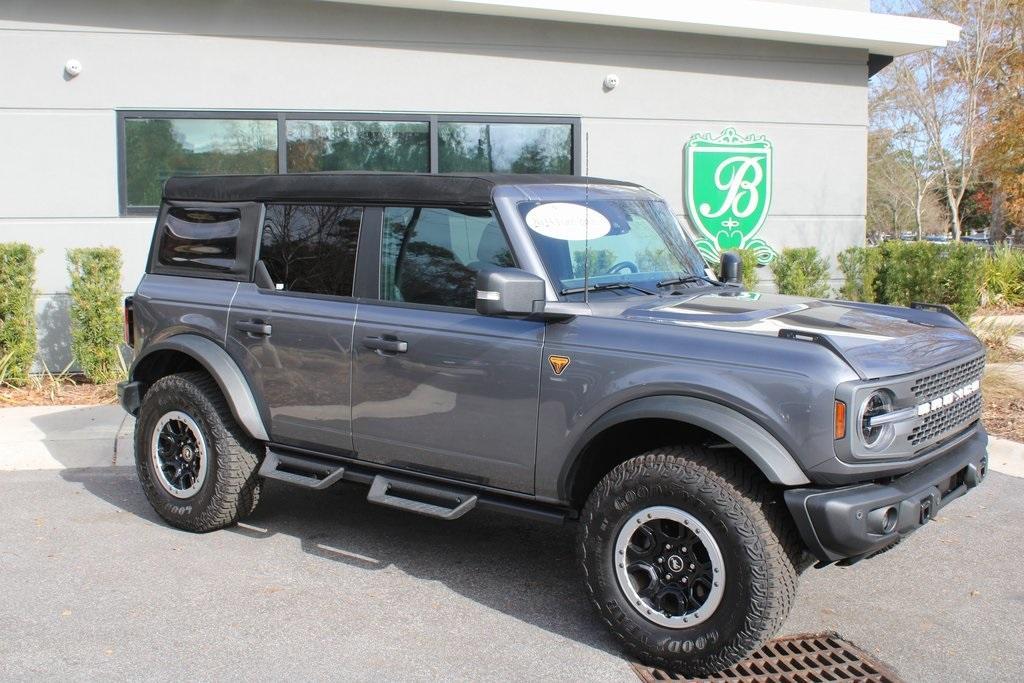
[367,475,477,520]
[259,448,346,490]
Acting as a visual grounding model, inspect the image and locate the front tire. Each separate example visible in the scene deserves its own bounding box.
[579,445,800,676]
[135,371,263,532]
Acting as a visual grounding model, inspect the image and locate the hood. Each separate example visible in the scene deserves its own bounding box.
[607,291,983,380]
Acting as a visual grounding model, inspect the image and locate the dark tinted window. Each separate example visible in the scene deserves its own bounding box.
[380,207,515,309]
[260,204,362,297]
[158,207,241,272]
[286,120,429,173]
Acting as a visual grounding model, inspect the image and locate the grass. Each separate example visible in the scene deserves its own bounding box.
[970,317,1024,363]
[982,369,1024,443]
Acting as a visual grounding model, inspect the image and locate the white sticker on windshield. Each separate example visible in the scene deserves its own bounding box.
[524,203,612,241]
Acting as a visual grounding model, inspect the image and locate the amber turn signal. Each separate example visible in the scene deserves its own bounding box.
[834,400,847,440]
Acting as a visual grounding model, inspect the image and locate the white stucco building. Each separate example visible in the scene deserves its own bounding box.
[0,0,957,368]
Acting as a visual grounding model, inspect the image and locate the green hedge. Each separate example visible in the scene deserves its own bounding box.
[771,247,831,298]
[67,247,125,384]
[874,241,985,319]
[837,246,882,302]
[0,243,38,385]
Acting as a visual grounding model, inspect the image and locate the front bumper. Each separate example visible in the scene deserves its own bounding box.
[117,380,142,415]
[785,428,988,565]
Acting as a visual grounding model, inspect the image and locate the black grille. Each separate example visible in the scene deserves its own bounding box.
[910,356,984,402]
[631,632,903,682]
[908,393,982,446]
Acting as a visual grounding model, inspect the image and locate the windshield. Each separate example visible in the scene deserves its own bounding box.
[517,199,709,297]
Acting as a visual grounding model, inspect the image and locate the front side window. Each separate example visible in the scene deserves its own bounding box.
[286,120,429,173]
[379,207,515,309]
[124,118,278,209]
[260,204,362,297]
[519,199,707,296]
[438,122,572,174]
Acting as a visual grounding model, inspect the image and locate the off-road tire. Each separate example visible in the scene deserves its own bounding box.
[135,371,263,532]
[578,444,801,676]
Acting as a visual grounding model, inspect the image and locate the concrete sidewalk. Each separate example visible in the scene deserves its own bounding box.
[2,403,1022,477]
[0,405,134,471]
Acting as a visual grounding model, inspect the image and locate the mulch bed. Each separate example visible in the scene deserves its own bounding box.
[982,369,1024,443]
[0,376,117,408]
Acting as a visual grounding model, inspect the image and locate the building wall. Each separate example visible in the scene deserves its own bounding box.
[0,0,868,369]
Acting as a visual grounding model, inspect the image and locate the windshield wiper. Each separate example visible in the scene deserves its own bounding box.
[560,282,655,296]
[655,274,725,289]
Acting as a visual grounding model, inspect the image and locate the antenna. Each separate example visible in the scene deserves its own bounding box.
[583,132,590,305]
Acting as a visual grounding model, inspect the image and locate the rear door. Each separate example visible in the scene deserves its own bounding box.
[226,203,362,453]
[350,206,544,493]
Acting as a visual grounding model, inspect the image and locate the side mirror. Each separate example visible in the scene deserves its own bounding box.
[475,267,546,317]
[719,251,742,285]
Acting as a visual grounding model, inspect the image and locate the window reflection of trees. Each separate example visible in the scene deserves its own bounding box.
[261,204,361,297]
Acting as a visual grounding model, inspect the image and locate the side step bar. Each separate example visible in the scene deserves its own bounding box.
[367,475,477,520]
[259,448,346,490]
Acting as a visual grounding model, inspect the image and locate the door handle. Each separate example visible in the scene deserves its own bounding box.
[363,336,408,354]
[235,320,272,337]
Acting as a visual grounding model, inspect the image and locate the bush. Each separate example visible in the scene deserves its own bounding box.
[875,241,985,319]
[983,246,1024,308]
[67,247,125,384]
[771,247,831,297]
[837,246,882,302]
[942,242,986,319]
[0,243,38,385]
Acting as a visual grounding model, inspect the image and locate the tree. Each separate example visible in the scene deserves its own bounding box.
[874,0,1012,240]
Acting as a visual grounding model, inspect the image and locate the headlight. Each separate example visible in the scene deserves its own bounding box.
[859,390,895,449]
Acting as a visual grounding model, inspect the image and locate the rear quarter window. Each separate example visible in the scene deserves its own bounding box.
[150,203,260,280]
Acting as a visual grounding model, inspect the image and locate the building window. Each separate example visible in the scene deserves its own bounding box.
[438,122,572,174]
[286,120,429,173]
[123,117,277,209]
[119,112,578,214]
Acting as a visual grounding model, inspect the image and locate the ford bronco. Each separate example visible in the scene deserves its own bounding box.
[118,173,988,675]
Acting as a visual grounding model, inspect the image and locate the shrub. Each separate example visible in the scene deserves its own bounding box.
[837,246,882,302]
[942,242,986,319]
[875,241,985,319]
[875,241,944,307]
[0,243,38,385]
[983,246,1024,308]
[771,247,831,297]
[67,247,125,384]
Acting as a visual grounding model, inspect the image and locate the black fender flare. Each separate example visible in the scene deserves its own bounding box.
[560,395,810,496]
[130,333,269,442]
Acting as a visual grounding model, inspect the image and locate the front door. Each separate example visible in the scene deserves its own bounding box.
[226,203,362,453]
[351,206,544,493]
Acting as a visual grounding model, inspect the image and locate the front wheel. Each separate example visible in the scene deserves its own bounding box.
[578,445,800,676]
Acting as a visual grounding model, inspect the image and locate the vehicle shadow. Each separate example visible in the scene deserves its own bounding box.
[57,466,623,657]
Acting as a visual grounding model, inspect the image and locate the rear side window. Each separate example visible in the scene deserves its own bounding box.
[260,204,362,297]
[158,207,241,272]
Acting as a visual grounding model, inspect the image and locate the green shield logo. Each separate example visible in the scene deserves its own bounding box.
[685,128,776,265]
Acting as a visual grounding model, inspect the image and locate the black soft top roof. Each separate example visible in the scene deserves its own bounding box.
[162,172,638,206]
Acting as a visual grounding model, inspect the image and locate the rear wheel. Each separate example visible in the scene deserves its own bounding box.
[135,371,263,532]
[578,445,800,676]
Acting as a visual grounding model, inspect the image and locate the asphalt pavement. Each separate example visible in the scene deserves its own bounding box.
[1,406,1023,681]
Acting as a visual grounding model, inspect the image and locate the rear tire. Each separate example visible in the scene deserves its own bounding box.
[135,371,263,532]
[578,444,800,676]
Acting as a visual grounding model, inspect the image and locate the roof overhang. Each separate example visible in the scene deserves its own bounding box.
[327,0,960,57]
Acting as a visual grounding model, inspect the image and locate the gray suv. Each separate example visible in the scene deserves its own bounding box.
[118,173,988,675]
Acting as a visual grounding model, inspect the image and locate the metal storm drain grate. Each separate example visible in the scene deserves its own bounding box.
[631,632,903,683]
